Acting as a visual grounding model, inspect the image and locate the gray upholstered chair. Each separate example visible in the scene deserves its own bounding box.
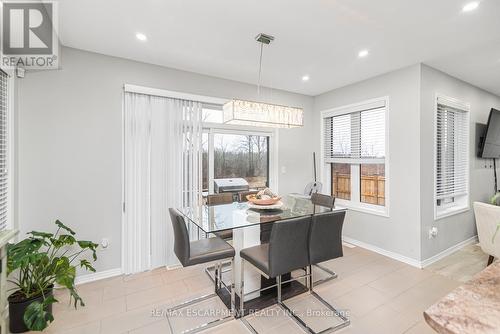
[281,211,349,334]
[207,193,234,205]
[206,194,234,241]
[168,208,236,332]
[239,216,312,314]
[309,210,345,286]
[311,193,335,210]
[308,194,340,286]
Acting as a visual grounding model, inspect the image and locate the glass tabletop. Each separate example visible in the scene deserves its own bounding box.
[179,194,346,233]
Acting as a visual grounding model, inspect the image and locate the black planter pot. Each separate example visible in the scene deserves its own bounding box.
[8,287,54,333]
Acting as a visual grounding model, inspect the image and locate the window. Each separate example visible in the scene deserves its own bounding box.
[434,95,470,219]
[213,133,269,189]
[0,70,9,231]
[202,104,223,123]
[203,131,273,192]
[201,103,275,193]
[331,163,351,200]
[323,98,388,215]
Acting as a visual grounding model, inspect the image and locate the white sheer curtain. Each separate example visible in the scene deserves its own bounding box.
[123,92,203,274]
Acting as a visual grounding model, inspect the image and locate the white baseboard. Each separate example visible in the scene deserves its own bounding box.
[343,235,479,269]
[420,235,478,268]
[166,264,182,271]
[75,268,122,285]
[342,236,422,268]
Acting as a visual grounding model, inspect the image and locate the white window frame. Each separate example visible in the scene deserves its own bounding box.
[320,96,390,217]
[433,94,470,220]
[0,67,14,231]
[203,124,278,194]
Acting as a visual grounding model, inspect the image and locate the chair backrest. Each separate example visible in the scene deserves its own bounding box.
[473,202,500,258]
[309,211,345,264]
[268,216,311,278]
[168,208,190,266]
[311,193,335,210]
[238,190,259,202]
[207,193,233,205]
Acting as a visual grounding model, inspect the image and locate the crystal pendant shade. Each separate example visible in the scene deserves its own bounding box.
[223,99,304,128]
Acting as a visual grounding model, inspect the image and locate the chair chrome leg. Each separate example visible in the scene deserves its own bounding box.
[230,258,235,316]
[278,302,315,334]
[240,258,245,316]
[165,292,234,334]
[217,262,222,290]
[168,293,217,311]
[313,264,338,287]
[277,275,282,303]
[278,291,350,334]
[309,265,313,293]
[204,262,232,283]
[165,261,237,334]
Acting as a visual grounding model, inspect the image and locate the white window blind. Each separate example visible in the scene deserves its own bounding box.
[324,100,386,163]
[435,97,469,208]
[0,70,8,231]
[322,98,388,214]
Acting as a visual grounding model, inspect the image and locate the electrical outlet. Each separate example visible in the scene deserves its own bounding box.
[101,238,110,249]
[428,227,438,239]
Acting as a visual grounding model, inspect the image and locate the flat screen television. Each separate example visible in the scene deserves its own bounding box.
[479,108,500,158]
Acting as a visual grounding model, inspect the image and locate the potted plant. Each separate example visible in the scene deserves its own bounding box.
[7,220,98,332]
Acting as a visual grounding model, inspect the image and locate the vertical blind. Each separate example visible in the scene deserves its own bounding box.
[435,99,469,203]
[324,100,386,162]
[0,71,8,231]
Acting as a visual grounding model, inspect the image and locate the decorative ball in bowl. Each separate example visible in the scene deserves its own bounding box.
[246,194,281,205]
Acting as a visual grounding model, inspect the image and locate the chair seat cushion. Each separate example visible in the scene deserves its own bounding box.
[240,243,270,275]
[188,237,235,266]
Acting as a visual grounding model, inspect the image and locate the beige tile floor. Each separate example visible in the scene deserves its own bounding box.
[32,245,470,334]
[426,243,494,282]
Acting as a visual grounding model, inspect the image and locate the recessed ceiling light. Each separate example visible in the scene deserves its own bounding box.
[462,2,479,12]
[302,75,310,82]
[136,33,147,41]
[358,49,369,58]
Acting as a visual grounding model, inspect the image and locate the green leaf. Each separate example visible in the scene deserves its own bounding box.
[68,287,85,308]
[77,240,99,261]
[55,220,76,235]
[23,296,57,331]
[79,259,96,272]
[7,239,45,274]
[28,231,54,239]
[55,260,76,290]
[50,234,76,248]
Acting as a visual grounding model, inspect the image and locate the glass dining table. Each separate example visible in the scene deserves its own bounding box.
[178,194,347,316]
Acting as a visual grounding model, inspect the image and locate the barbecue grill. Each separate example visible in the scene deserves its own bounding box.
[214,178,249,193]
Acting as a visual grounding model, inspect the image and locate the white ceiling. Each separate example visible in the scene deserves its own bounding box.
[59,0,500,96]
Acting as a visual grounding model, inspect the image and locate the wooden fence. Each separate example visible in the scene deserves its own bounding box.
[333,173,385,206]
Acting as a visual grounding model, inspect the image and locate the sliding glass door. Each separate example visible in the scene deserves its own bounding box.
[202,129,274,194]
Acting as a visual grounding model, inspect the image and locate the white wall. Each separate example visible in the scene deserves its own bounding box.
[16,47,314,274]
[419,65,500,261]
[314,63,500,264]
[18,46,500,272]
[314,64,422,262]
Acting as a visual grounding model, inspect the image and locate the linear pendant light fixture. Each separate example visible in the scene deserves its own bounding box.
[223,33,304,128]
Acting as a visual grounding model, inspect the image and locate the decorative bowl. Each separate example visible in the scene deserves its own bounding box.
[246,194,281,205]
